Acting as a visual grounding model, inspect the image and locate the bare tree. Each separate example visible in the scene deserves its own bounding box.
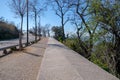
[70,13,84,40]
[29,0,45,42]
[9,0,26,50]
[47,0,70,41]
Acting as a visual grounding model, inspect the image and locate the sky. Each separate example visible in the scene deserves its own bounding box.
[0,0,75,35]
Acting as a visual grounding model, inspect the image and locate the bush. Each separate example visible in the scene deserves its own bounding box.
[0,21,19,40]
[90,53,110,72]
[64,38,110,73]
[64,38,83,55]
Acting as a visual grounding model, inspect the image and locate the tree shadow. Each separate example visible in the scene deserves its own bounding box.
[31,45,46,49]
[48,44,70,50]
[23,51,42,57]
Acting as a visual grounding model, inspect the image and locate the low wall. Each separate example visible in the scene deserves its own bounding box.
[37,38,119,80]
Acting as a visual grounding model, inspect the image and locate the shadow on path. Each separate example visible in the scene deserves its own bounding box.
[31,46,46,49]
[48,44,70,50]
[23,51,42,57]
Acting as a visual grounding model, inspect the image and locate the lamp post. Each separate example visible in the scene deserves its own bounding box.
[38,15,41,39]
[26,0,29,46]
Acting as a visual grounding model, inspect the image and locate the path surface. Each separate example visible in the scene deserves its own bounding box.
[0,38,48,80]
[0,38,119,80]
[37,38,119,80]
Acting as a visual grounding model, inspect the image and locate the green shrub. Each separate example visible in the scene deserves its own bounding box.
[64,38,110,72]
[90,53,110,72]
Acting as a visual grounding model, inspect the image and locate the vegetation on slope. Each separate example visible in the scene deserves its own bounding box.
[51,0,120,78]
[0,19,19,40]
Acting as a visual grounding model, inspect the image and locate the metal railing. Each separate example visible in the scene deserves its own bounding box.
[0,40,38,55]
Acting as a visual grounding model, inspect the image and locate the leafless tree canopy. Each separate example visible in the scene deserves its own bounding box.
[9,0,27,50]
[9,0,26,17]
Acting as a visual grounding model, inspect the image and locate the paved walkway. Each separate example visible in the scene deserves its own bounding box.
[0,38,119,80]
[37,38,119,80]
[0,38,48,80]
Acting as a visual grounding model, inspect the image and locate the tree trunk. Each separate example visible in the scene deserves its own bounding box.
[19,16,23,50]
[35,11,37,42]
[76,29,90,58]
[61,15,65,41]
[88,34,94,58]
[115,37,120,76]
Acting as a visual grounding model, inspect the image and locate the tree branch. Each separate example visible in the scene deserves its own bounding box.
[56,10,62,18]
[63,17,69,25]
[76,1,91,35]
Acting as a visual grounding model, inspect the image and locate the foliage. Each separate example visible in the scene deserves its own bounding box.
[64,37,89,57]
[89,0,120,77]
[64,37,114,74]
[2,0,119,78]
[0,20,19,40]
[50,0,120,78]
[90,53,109,72]
[63,38,78,50]
[52,26,63,41]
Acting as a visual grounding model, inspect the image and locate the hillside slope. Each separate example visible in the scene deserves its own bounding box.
[0,21,19,40]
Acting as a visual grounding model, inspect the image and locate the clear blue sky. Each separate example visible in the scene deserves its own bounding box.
[0,0,75,35]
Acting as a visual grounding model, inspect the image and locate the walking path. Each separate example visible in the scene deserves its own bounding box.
[37,38,119,80]
[0,38,119,80]
[0,38,48,80]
